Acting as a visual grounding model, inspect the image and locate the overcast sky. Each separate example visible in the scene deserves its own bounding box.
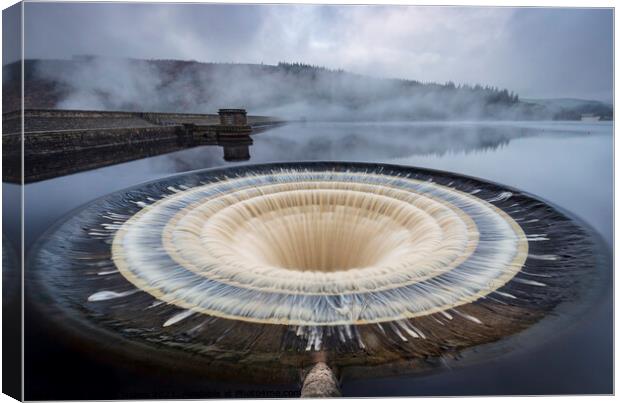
[15,3,614,101]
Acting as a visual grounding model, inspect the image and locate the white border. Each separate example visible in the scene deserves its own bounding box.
[0,1,615,403]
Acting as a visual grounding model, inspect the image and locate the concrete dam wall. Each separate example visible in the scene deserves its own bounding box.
[3,109,285,182]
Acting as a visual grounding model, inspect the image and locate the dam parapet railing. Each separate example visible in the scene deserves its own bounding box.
[2,108,286,183]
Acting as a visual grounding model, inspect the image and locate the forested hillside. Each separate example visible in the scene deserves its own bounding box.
[2,57,612,121]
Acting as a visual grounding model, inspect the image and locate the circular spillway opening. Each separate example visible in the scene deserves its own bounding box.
[28,162,606,383]
[112,171,526,325]
[179,185,470,273]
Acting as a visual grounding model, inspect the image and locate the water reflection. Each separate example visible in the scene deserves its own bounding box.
[151,121,603,173]
[15,135,254,183]
[253,121,599,160]
[221,137,252,162]
[258,122,523,160]
[16,121,602,184]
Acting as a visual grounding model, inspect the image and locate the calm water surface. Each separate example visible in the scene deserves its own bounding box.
[18,121,613,397]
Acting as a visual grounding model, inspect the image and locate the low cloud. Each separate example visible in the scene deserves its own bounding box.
[35,57,544,121]
[23,4,613,102]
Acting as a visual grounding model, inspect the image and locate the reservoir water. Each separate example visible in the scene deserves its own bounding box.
[11,121,612,398]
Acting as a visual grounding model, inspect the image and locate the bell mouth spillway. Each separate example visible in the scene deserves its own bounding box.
[190,187,457,273]
[111,170,528,326]
[28,162,606,383]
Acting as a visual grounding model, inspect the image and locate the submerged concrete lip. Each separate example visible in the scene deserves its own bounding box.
[27,161,609,384]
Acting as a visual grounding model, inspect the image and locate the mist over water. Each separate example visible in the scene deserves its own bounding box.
[31,57,554,121]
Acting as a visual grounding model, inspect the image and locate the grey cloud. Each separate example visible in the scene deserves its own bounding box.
[20,3,613,101]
